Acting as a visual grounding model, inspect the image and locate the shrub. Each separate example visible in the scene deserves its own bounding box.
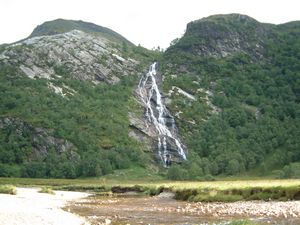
[39,187,55,195]
[22,162,47,178]
[167,165,188,180]
[271,170,285,179]
[0,164,22,177]
[203,174,215,181]
[0,185,17,195]
[283,163,300,178]
[228,220,258,225]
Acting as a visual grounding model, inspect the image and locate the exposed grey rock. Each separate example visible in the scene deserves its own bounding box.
[19,65,37,79]
[128,112,157,138]
[128,112,154,152]
[168,86,196,101]
[173,14,274,59]
[0,30,139,85]
[197,88,222,114]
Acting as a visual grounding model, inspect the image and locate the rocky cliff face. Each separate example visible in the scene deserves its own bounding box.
[130,63,187,165]
[168,14,274,59]
[0,30,138,85]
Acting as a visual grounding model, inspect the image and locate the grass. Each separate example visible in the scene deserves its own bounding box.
[0,185,17,195]
[228,220,258,225]
[39,186,55,195]
[0,170,300,202]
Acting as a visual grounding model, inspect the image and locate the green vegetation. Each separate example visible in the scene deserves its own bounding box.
[174,185,300,202]
[0,15,299,181]
[161,14,300,179]
[228,220,258,225]
[0,185,17,195]
[1,177,300,202]
[0,18,162,179]
[0,62,152,178]
[39,186,55,194]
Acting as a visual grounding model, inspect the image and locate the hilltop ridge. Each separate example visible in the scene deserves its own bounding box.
[29,18,133,45]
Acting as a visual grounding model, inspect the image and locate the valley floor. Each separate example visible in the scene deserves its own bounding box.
[1,186,300,224]
[70,193,300,225]
[1,178,300,224]
[0,187,89,225]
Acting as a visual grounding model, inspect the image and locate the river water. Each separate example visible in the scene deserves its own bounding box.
[69,193,300,225]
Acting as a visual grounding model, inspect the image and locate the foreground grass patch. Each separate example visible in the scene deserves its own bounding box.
[0,185,17,195]
[228,220,258,225]
[173,184,300,202]
[39,186,55,195]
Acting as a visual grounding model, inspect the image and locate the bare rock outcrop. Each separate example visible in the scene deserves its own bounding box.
[0,30,139,84]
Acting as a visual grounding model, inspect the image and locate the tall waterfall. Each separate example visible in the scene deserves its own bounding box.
[137,62,187,166]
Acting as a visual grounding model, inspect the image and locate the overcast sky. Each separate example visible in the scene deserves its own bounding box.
[1,0,299,49]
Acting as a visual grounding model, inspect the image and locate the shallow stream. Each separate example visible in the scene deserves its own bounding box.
[69,193,300,225]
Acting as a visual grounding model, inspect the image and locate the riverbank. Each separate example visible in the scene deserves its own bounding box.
[70,193,300,225]
[0,184,300,224]
[0,187,90,225]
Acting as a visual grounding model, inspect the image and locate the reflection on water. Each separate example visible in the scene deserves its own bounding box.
[68,193,300,225]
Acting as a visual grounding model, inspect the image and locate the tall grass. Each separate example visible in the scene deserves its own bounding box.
[228,220,258,225]
[0,185,17,195]
[1,177,300,202]
[39,186,55,195]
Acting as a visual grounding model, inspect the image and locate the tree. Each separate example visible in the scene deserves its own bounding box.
[61,162,77,178]
[167,165,187,180]
[226,159,240,175]
[187,162,203,179]
[23,162,46,178]
[170,38,179,46]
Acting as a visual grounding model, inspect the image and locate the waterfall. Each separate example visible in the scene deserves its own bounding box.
[137,62,187,166]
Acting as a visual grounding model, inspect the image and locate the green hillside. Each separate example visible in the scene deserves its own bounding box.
[0,21,157,178]
[162,14,300,179]
[0,14,299,180]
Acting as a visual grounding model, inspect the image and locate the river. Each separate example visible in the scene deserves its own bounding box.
[68,193,300,225]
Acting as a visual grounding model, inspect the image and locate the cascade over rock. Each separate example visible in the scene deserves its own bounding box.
[137,62,187,166]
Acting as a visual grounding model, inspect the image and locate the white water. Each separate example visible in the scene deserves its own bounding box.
[138,62,187,166]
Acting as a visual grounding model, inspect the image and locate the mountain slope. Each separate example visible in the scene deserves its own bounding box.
[0,15,299,179]
[162,14,300,178]
[0,20,157,178]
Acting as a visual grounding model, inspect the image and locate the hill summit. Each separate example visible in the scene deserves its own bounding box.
[168,13,277,59]
[29,18,133,45]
